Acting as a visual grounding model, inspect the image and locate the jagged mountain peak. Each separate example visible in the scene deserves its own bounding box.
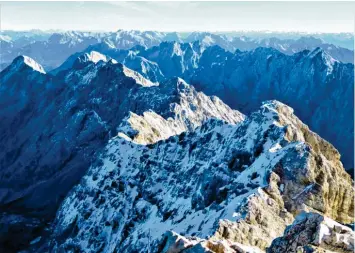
[311,46,338,62]
[59,56,157,88]
[308,46,330,58]
[51,47,159,87]
[10,55,46,74]
[116,77,244,144]
[77,51,113,64]
[52,50,116,74]
[155,77,203,99]
[306,47,338,73]
[73,51,117,69]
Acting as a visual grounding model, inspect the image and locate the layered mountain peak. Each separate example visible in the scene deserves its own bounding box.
[10,55,46,74]
[139,41,204,77]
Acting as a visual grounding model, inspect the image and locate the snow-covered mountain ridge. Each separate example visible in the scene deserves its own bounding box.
[49,100,354,252]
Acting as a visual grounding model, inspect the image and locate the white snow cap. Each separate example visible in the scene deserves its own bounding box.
[73,51,117,67]
[84,51,109,64]
[15,55,46,74]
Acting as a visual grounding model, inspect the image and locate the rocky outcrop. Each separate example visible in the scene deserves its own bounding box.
[160,211,355,253]
[118,85,243,144]
[268,212,354,253]
[49,100,354,253]
[159,230,264,253]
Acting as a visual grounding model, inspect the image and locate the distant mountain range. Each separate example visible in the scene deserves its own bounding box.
[1,30,353,72]
[220,31,354,50]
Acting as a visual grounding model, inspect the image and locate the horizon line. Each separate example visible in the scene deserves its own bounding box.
[1,28,353,35]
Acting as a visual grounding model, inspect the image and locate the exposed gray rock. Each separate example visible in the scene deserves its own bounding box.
[268,212,354,253]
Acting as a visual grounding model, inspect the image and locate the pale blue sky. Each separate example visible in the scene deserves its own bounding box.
[1,1,354,33]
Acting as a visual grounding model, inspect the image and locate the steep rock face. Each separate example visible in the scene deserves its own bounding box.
[0,56,240,251]
[49,101,353,253]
